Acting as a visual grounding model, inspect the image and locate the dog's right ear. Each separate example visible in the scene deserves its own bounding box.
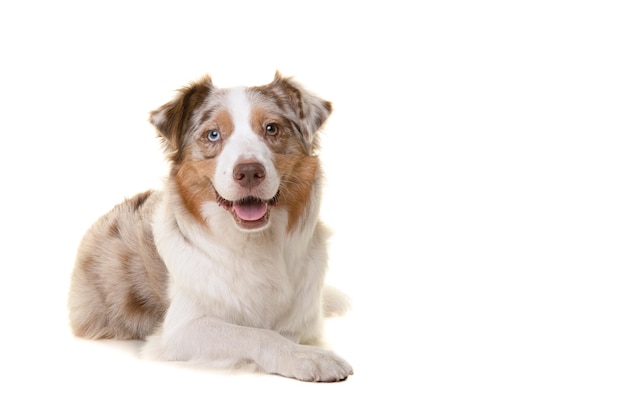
[150,75,213,162]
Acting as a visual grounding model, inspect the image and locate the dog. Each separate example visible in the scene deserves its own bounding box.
[67,72,353,382]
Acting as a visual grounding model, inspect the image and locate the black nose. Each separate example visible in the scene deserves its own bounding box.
[233,162,266,188]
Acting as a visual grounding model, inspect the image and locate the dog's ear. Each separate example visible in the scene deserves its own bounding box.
[270,71,332,153]
[150,75,213,162]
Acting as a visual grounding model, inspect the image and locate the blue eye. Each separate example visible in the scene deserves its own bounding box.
[207,130,221,142]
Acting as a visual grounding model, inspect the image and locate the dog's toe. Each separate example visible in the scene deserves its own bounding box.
[278,346,353,382]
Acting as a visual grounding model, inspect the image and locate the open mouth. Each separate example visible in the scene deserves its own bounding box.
[215,192,280,230]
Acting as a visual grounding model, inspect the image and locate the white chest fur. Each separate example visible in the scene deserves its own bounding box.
[151,195,327,342]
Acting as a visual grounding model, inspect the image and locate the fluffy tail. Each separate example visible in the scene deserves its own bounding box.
[322,286,352,317]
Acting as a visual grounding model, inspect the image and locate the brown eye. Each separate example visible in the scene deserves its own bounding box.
[265,123,278,136]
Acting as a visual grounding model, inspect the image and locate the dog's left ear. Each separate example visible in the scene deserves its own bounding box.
[270,72,332,152]
[150,75,213,162]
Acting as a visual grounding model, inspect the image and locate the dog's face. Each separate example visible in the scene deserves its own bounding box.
[150,73,331,231]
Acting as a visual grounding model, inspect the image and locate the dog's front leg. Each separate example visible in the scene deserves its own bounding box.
[143,296,353,382]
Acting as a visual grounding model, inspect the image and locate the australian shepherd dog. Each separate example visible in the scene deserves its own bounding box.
[68,73,352,382]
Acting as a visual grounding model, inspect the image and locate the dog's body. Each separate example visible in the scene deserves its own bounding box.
[68,73,352,382]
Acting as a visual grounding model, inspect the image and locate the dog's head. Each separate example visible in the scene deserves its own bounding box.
[150,72,331,232]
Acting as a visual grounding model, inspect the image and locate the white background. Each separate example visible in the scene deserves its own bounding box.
[1,1,625,415]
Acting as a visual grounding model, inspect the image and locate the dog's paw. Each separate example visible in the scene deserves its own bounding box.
[277,346,353,382]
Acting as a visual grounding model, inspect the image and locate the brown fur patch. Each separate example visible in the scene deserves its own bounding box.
[80,255,96,273]
[174,159,219,223]
[126,287,150,314]
[275,155,319,231]
[108,220,121,238]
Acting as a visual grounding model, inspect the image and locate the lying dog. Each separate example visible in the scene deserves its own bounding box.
[68,73,353,382]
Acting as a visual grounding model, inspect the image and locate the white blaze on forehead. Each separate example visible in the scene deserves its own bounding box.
[212,88,280,202]
[224,87,262,162]
[226,87,252,132]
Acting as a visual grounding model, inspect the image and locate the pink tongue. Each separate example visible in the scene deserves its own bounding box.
[233,201,268,221]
